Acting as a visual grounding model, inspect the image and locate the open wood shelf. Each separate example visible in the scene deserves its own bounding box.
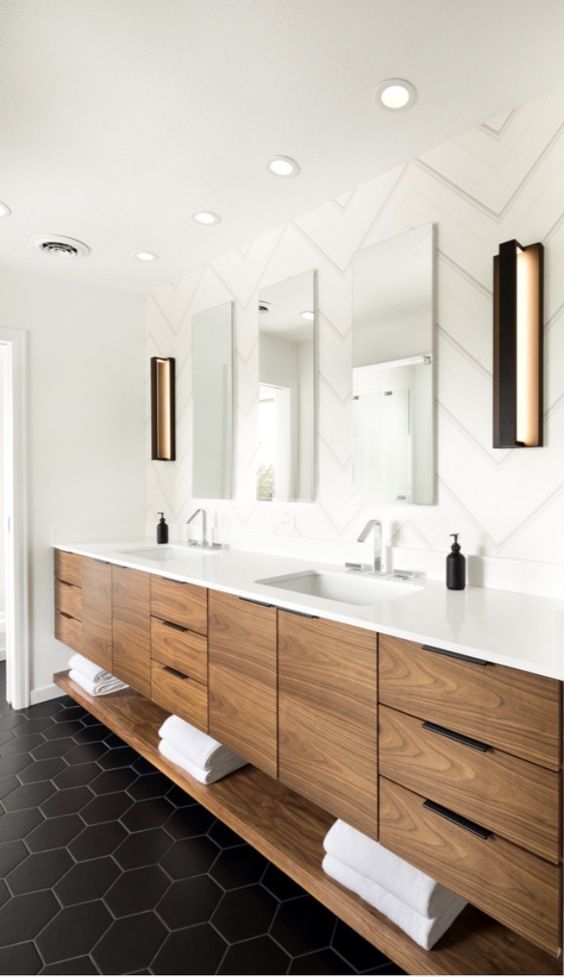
[54,671,560,976]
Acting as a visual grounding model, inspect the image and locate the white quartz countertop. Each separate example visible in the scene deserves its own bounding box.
[55,540,564,681]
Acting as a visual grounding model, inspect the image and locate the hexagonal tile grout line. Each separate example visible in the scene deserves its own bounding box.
[0,680,402,975]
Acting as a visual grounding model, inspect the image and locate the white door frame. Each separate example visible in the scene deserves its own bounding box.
[0,328,29,709]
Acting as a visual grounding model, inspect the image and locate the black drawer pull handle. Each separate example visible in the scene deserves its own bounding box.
[422,721,491,753]
[239,597,275,609]
[163,665,189,681]
[283,608,320,620]
[422,644,490,667]
[162,619,189,634]
[423,799,492,840]
[58,580,74,588]
[58,611,75,621]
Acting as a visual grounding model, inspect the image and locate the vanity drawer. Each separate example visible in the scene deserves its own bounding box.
[55,610,82,653]
[151,617,207,685]
[379,705,561,863]
[151,661,208,733]
[55,580,82,621]
[150,576,208,635]
[379,777,562,956]
[54,550,82,588]
[379,635,562,770]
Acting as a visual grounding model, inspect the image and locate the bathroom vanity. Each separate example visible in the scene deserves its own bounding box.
[53,542,564,975]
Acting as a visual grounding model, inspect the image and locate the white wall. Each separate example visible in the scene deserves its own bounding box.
[0,267,146,697]
[146,87,564,598]
[0,345,5,659]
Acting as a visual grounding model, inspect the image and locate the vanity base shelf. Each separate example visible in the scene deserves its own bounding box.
[54,671,559,977]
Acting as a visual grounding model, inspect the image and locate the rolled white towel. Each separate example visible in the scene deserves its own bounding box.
[324,820,456,919]
[158,738,247,784]
[323,854,466,951]
[69,669,128,698]
[68,653,113,685]
[158,714,237,771]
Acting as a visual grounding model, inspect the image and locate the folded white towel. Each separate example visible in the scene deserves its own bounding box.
[69,653,113,685]
[323,854,466,951]
[158,714,238,771]
[324,819,456,918]
[158,738,247,784]
[69,669,128,698]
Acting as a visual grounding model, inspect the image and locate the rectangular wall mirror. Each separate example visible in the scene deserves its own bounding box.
[151,357,175,461]
[352,224,435,504]
[257,271,316,502]
[192,301,233,499]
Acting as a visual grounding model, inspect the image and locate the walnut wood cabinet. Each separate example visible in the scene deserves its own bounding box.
[54,551,112,671]
[278,610,378,838]
[208,590,277,777]
[111,566,151,696]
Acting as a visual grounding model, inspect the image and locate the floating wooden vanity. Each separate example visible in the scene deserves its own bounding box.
[54,549,563,976]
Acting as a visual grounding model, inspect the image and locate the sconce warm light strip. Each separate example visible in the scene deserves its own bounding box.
[493,239,543,448]
[151,357,176,461]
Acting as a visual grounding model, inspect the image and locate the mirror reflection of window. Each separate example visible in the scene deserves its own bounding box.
[257,271,316,502]
[352,225,434,505]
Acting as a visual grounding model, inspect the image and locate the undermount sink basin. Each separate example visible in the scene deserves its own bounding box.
[120,545,212,563]
[256,570,422,607]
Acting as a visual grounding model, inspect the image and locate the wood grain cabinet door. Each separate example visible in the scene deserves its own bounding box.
[278,612,378,838]
[112,567,151,696]
[208,591,277,777]
[80,558,112,673]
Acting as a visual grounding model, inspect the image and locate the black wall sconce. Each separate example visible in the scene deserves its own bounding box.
[151,357,176,460]
[493,239,544,448]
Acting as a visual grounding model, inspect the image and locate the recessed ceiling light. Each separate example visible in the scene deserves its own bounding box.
[376,78,417,111]
[191,211,221,225]
[0,200,11,218]
[134,251,159,262]
[31,234,90,257]
[301,310,314,321]
[266,156,301,178]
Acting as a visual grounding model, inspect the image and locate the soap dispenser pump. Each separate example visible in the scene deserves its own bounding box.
[156,512,169,545]
[446,533,466,590]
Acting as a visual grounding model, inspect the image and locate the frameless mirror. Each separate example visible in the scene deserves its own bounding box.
[192,301,233,498]
[257,271,316,502]
[352,224,434,504]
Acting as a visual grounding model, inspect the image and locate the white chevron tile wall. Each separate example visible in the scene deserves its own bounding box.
[146,87,564,597]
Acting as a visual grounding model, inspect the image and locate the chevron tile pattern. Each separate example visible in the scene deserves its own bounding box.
[146,87,564,582]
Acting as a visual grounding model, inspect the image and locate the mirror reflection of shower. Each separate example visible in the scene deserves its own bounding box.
[256,271,316,502]
[352,224,435,504]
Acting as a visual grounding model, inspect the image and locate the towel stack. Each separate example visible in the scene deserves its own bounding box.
[323,820,467,950]
[69,653,128,697]
[158,715,247,785]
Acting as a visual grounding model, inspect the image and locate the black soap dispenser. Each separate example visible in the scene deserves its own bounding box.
[156,512,169,545]
[446,533,466,590]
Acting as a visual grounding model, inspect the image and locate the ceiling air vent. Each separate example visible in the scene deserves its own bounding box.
[258,300,271,313]
[31,235,91,257]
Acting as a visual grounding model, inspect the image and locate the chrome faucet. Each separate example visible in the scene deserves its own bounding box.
[186,508,207,548]
[357,519,384,574]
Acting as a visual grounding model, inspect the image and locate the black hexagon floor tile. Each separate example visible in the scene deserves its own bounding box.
[160,835,219,880]
[0,890,59,945]
[0,941,42,974]
[114,827,173,870]
[217,935,291,975]
[212,884,278,943]
[156,875,222,930]
[0,668,400,976]
[35,900,112,964]
[7,848,73,894]
[105,864,171,917]
[209,843,267,890]
[92,912,168,974]
[152,923,226,975]
[54,855,121,906]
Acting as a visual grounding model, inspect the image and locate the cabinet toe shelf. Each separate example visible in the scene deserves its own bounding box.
[54,671,559,977]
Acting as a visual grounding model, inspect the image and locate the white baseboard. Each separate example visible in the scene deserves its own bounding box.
[30,683,66,705]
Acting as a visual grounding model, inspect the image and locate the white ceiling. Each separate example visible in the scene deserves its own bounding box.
[1,0,564,294]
